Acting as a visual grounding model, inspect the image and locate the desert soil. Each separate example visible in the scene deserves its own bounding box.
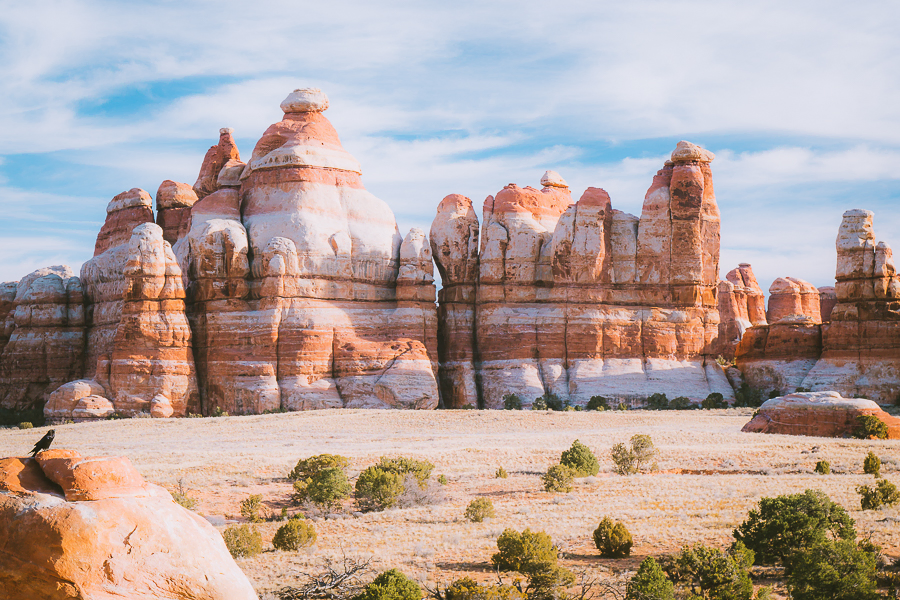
[2,409,898,597]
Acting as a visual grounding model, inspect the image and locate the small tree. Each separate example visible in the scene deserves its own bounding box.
[542,464,576,492]
[560,439,599,476]
[354,467,404,512]
[593,517,633,558]
[626,557,674,600]
[464,497,496,522]
[701,393,728,409]
[222,524,263,558]
[503,394,523,410]
[787,539,879,600]
[669,396,695,410]
[289,454,350,482]
[353,569,422,600]
[272,516,317,551]
[376,456,435,488]
[240,494,264,523]
[855,415,888,439]
[491,527,574,599]
[611,434,658,475]
[863,451,881,478]
[296,467,352,509]
[646,393,668,410]
[814,460,831,475]
[586,396,609,411]
[532,393,563,411]
[663,542,754,600]
[733,489,856,571]
[857,479,900,510]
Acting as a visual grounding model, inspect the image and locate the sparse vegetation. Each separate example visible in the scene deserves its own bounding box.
[222,524,263,558]
[593,517,632,558]
[438,474,448,485]
[863,451,882,477]
[854,415,888,440]
[353,569,422,600]
[616,402,628,411]
[0,407,45,428]
[669,396,695,410]
[857,478,900,510]
[464,497,496,522]
[496,467,508,479]
[240,494,264,522]
[701,393,728,409]
[354,467,405,512]
[626,557,674,600]
[542,464,576,492]
[171,478,198,510]
[586,395,609,411]
[531,393,563,411]
[503,394,523,410]
[559,439,599,477]
[272,516,317,551]
[733,489,856,571]
[610,434,658,475]
[814,460,831,475]
[646,393,668,410]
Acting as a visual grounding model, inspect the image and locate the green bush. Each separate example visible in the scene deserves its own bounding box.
[586,396,609,411]
[787,539,879,600]
[733,383,764,408]
[354,467,405,512]
[289,454,350,482]
[531,393,563,411]
[626,557,674,600]
[272,516,316,551]
[353,569,422,600]
[376,456,435,488]
[496,467,508,479]
[222,524,263,558]
[240,494,263,522]
[669,396,695,410]
[593,517,632,558]
[503,394,523,410]
[445,577,524,600]
[560,439,599,476]
[532,397,547,410]
[855,415,888,439]
[814,460,831,475]
[464,497,496,522]
[863,451,881,477]
[646,393,669,410]
[294,466,352,508]
[611,434,658,475]
[664,542,754,600]
[857,478,900,510]
[172,491,198,510]
[438,474,448,485]
[733,489,856,571]
[542,464,576,492]
[702,393,728,409]
[617,401,628,411]
[17,422,33,430]
[491,528,559,575]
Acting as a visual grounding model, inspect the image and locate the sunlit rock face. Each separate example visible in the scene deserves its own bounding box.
[432,143,733,408]
[736,209,900,402]
[717,263,767,361]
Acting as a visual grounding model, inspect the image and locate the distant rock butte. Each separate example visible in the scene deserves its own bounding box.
[0,449,257,600]
[0,89,897,415]
[741,391,900,438]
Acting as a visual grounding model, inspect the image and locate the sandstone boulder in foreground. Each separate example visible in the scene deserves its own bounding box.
[0,449,257,600]
[741,391,900,438]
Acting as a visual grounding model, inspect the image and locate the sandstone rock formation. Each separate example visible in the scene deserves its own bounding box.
[0,448,258,599]
[736,209,900,401]
[741,391,900,438]
[156,179,199,245]
[717,264,767,360]
[432,143,733,408]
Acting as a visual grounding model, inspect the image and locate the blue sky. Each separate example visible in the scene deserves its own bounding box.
[1,0,899,292]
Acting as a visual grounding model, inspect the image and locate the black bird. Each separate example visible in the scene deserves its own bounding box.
[29,429,55,457]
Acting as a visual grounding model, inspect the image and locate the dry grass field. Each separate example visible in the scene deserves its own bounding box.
[2,408,899,598]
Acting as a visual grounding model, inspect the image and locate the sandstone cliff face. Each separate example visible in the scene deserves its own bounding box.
[736,209,900,402]
[0,449,258,599]
[433,145,733,408]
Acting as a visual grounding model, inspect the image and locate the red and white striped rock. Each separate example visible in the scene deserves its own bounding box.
[767,277,822,324]
[742,391,900,438]
[155,180,198,245]
[193,128,241,199]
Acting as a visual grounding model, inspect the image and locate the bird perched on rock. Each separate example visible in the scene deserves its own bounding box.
[29,429,55,457]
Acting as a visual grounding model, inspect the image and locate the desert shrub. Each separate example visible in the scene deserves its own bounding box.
[272,516,316,551]
[733,489,856,571]
[593,517,633,558]
[669,396,695,410]
[240,494,264,522]
[492,528,558,575]
[626,557,674,600]
[733,383,764,408]
[17,422,33,430]
[289,454,350,482]
[787,539,879,600]
[617,401,628,411]
[354,467,405,512]
[586,396,609,411]
[212,406,229,417]
[532,393,563,411]
[294,466,352,508]
[532,397,547,410]
[560,439,599,476]
[663,542,754,600]
[857,478,900,510]
[646,393,668,410]
[445,577,524,600]
[396,473,446,508]
[353,569,422,600]
[503,394,523,410]
[542,464,576,492]
[611,434,658,475]
[702,393,728,409]
[814,460,831,475]
[0,407,45,428]
[863,451,882,477]
[438,474,448,485]
[376,456,435,488]
[222,524,263,558]
[172,491,198,510]
[465,497,496,523]
[855,415,888,439]
[461,403,477,410]
[496,467,508,479]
